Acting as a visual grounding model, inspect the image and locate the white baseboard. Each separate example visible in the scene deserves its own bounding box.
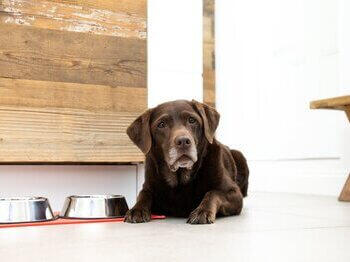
[249,164,349,196]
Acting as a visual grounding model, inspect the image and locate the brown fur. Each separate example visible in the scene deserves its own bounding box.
[124,100,249,224]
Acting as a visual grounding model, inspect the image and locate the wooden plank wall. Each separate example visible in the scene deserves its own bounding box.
[0,0,147,163]
[203,0,215,108]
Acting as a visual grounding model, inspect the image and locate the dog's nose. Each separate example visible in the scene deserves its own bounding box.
[175,136,192,149]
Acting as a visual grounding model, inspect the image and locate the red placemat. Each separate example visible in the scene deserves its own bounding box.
[0,214,165,229]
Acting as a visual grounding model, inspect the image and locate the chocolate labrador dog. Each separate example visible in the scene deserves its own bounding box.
[124,100,249,224]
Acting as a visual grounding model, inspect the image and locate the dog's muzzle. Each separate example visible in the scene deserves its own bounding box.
[167,134,198,172]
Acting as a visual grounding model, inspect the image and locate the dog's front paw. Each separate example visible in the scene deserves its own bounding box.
[187,208,215,224]
[124,208,151,223]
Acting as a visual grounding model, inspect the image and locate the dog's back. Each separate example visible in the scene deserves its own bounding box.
[230,149,249,197]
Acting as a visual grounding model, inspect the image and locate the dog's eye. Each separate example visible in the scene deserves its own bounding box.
[157,121,166,128]
[188,117,197,124]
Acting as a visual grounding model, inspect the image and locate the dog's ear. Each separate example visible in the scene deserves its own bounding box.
[192,100,220,144]
[127,109,152,155]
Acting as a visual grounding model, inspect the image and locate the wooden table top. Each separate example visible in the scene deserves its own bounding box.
[310,95,350,110]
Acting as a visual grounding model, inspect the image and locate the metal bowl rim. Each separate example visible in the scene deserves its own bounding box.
[0,197,48,202]
[58,215,124,220]
[0,216,57,225]
[67,194,125,199]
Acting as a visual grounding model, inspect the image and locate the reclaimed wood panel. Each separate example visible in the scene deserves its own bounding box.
[0,107,144,163]
[0,0,147,163]
[0,78,146,114]
[0,24,146,88]
[0,0,146,38]
[42,0,146,18]
[203,0,215,108]
[0,79,146,163]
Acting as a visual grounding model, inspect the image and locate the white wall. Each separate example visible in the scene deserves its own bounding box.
[216,0,350,196]
[148,0,203,106]
[0,0,203,210]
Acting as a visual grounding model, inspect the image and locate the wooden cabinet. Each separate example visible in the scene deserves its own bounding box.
[0,0,147,163]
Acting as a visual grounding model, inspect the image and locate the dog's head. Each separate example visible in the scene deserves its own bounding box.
[127,100,220,173]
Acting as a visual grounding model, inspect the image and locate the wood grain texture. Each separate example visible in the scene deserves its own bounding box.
[0,0,147,163]
[47,0,147,18]
[310,96,350,110]
[0,23,146,88]
[339,174,350,202]
[0,78,146,163]
[0,106,144,163]
[203,0,215,108]
[0,0,146,38]
[0,78,146,113]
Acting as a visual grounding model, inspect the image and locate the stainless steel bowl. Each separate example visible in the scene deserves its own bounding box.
[0,197,55,224]
[60,195,129,219]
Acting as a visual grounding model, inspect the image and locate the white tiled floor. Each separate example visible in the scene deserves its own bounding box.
[1,192,350,262]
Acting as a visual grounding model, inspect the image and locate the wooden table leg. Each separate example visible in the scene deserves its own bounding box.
[339,174,350,202]
[346,109,350,122]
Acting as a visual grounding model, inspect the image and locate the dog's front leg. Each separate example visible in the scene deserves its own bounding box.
[124,189,152,223]
[187,185,243,224]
